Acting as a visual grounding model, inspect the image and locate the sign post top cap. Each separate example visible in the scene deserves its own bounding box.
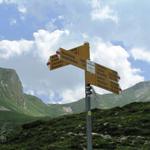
[84,42,89,45]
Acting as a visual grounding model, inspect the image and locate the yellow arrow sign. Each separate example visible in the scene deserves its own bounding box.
[85,71,121,94]
[59,48,121,94]
[59,48,86,70]
[95,63,120,82]
[47,42,90,70]
[59,49,120,81]
[48,54,67,70]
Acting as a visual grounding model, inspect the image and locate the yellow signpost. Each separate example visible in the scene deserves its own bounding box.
[48,54,66,70]
[59,48,86,70]
[95,63,120,82]
[85,71,120,94]
[47,42,90,70]
[58,48,121,94]
[47,42,121,150]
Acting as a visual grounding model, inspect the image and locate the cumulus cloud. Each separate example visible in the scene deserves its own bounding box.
[0,0,21,4]
[33,29,70,62]
[0,0,147,103]
[91,0,118,23]
[0,0,11,4]
[90,38,144,89]
[0,0,27,15]
[0,39,33,59]
[0,28,144,103]
[25,89,35,96]
[0,29,70,61]
[33,29,144,100]
[131,48,150,63]
[61,85,84,104]
[18,5,27,14]
[54,37,144,97]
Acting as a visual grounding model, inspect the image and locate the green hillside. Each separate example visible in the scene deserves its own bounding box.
[0,67,66,118]
[0,102,150,149]
[0,67,150,120]
[0,111,36,125]
[60,81,150,114]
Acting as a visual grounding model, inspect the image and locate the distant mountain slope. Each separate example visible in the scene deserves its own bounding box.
[0,67,150,119]
[60,81,150,114]
[0,67,66,118]
[0,102,150,149]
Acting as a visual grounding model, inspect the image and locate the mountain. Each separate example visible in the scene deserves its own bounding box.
[0,67,67,119]
[0,67,150,149]
[0,102,150,149]
[60,81,150,114]
[0,67,150,119]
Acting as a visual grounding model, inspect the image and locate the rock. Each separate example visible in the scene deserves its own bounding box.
[103,122,109,126]
[0,135,7,143]
[120,136,128,142]
[100,134,112,140]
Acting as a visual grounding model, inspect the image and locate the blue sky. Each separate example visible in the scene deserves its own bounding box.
[0,0,150,104]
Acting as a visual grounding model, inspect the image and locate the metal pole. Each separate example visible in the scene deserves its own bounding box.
[85,83,93,150]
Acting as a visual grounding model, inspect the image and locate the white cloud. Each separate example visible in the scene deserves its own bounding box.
[0,29,70,61]
[18,5,27,14]
[0,0,148,105]
[90,38,144,89]
[61,85,84,104]
[33,29,70,62]
[0,39,33,59]
[91,0,118,23]
[25,89,35,96]
[0,0,20,5]
[47,90,62,104]
[131,48,150,63]
[36,90,47,96]
[0,28,144,103]
[45,21,57,31]
[0,0,27,15]
[58,15,64,20]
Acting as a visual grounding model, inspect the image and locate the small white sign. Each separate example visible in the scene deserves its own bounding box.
[86,59,95,74]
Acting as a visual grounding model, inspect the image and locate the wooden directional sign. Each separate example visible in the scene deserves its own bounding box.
[48,54,67,70]
[47,42,90,70]
[85,71,121,94]
[47,42,121,94]
[86,59,119,81]
[95,63,120,82]
[69,42,90,60]
[86,61,121,94]
[60,49,120,80]
[59,49,121,94]
[59,48,87,70]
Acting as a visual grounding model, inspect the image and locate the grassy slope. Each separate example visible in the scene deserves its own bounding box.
[23,94,52,117]
[60,81,150,114]
[0,111,35,124]
[0,110,39,132]
[0,102,150,150]
[0,67,66,118]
